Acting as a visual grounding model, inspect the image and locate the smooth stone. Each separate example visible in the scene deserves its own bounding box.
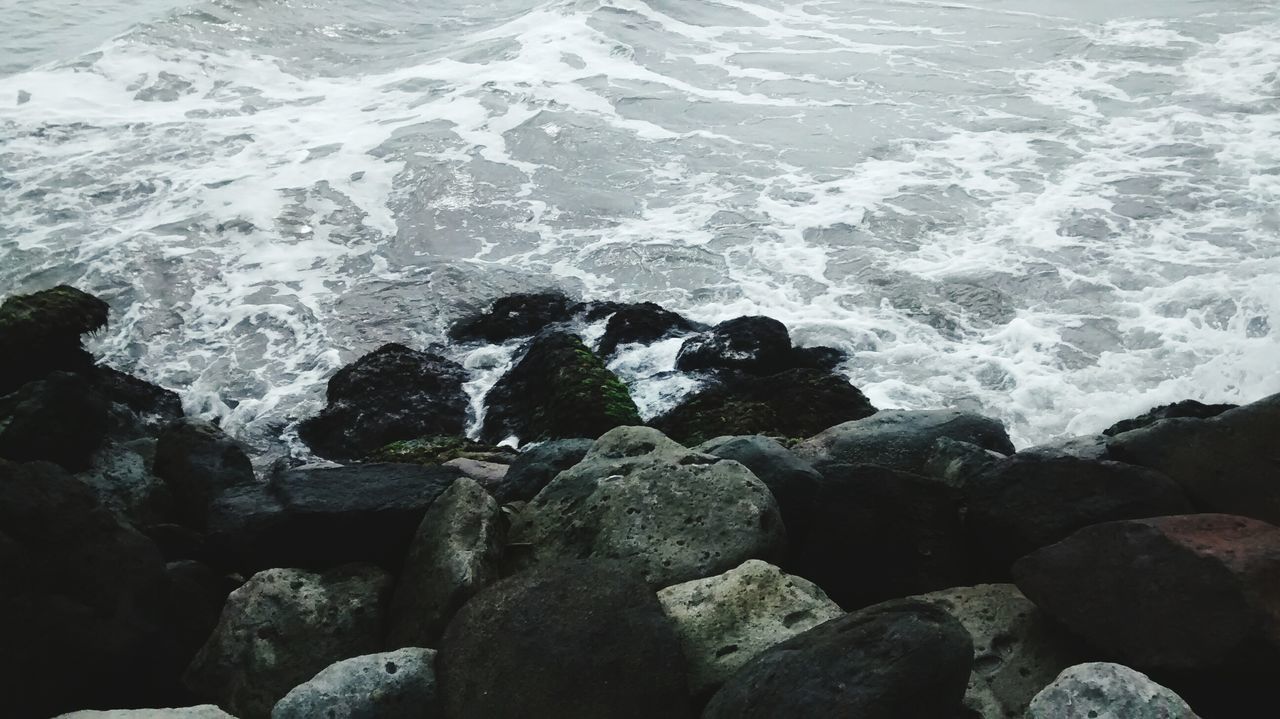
[272,648,438,719]
[793,409,1015,475]
[1027,663,1199,719]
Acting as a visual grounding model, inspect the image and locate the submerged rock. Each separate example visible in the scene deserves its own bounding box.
[0,285,108,394]
[0,371,109,471]
[793,409,1015,474]
[479,331,640,444]
[510,426,785,587]
[1027,663,1200,719]
[437,561,693,719]
[298,343,468,460]
[676,316,793,376]
[153,419,256,530]
[448,291,575,343]
[654,368,877,447]
[272,648,439,719]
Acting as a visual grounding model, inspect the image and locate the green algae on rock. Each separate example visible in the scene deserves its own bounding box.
[0,285,109,394]
[366,435,516,465]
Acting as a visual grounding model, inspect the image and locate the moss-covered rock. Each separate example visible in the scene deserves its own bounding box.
[480,331,641,444]
[0,285,109,394]
[366,436,516,465]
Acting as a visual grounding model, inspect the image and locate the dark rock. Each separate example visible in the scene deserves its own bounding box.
[496,438,593,504]
[966,455,1193,576]
[787,345,848,371]
[923,437,1006,488]
[387,478,505,648]
[652,368,877,447]
[1018,434,1110,461]
[789,464,968,609]
[365,435,516,465]
[165,560,239,669]
[184,564,390,719]
[694,435,822,547]
[702,599,973,719]
[1013,514,1280,672]
[448,291,574,343]
[479,331,640,444]
[92,365,184,435]
[153,419,256,530]
[0,371,109,471]
[437,561,693,719]
[76,439,173,527]
[1108,393,1280,524]
[793,409,1015,475]
[0,459,177,718]
[675,316,792,375]
[593,301,698,356]
[297,343,468,460]
[0,285,108,394]
[205,463,462,572]
[1103,399,1237,436]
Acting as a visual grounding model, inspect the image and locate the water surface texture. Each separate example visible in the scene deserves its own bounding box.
[2,0,1278,455]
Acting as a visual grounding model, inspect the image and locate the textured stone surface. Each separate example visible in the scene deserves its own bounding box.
[510,426,785,587]
[438,561,693,719]
[272,648,438,719]
[592,301,697,356]
[657,560,843,700]
[184,565,391,719]
[0,284,108,394]
[497,438,593,504]
[387,478,505,648]
[154,419,255,530]
[793,409,1015,475]
[56,707,236,719]
[76,439,172,526]
[694,435,822,546]
[1027,663,1199,719]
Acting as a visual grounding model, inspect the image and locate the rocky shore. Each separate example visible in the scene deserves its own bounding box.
[3,285,1278,719]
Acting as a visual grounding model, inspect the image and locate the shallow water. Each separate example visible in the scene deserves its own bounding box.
[2,0,1278,456]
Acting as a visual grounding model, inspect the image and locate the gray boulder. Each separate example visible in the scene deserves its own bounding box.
[913,584,1079,719]
[154,419,255,529]
[922,436,1007,488]
[183,565,391,719]
[792,409,1014,475]
[1027,663,1199,719]
[387,478,505,648]
[272,648,438,719]
[694,435,822,545]
[657,559,843,701]
[76,439,172,526]
[498,438,593,504]
[510,426,785,587]
[56,708,236,719]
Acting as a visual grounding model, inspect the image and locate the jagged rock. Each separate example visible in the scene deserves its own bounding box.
[56,708,236,719]
[205,463,462,572]
[657,560,843,701]
[653,368,877,446]
[272,648,438,719]
[1014,514,1280,671]
[793,409,1015,474]
[438,561,693,719]
[0,371,109,471]
[479,331,640,444]
[914,584,1079,719]
[922,437,1005,488]
[1103,399,1237,436]
[702,599,973,718]
[693,435,822,546]
[76,439,172,526]
[153,419,255,530]
[965,455,1192,575]
[510,427,785,587]
[494,438,593,504]
[591,301,698,356]
[365,435,515,465]
[0,285,108,394]
[1027,663,1200,719]
[1,459,177,718]
[449,291,575,343]
[387,478,505,648]
[184,565,391,719]
[790,463,967,609]
[298,343,468,460]
[675,316,792,375]
[1108,393,1280,524]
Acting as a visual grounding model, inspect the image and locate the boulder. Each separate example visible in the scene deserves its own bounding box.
[272,648,438,719]
[448,291,575,343]
[792,409,1015,475]
[1,459,177,718]
[297,343,468,460]
[184,565,391,719]
[914,583,1080,719]
[652,368,877,446]
[441,457,508,490]
[166,560,240,669]
[1103,399,1237,436]
[153,419,255,530]
[387,478,505,648]
[496,438,593,504]
[965,455,1192,576]
[437,561,693,719]
[789,463,967,609]
[0,371,109,471]
[1108,393,1280,524]
[701,599,973,718]
[787,345,848,371]
[91,365,184,440]
[592,301,698,356]
[922,437,1005,488]
[1027,663,1199,719]
[205,463,462,572]
[479,331,641,444]
[657,560,843,701]
[56,708,236,719]
[509,426,785,587]
[76,439,172,527]
[1013,514,1280,671]
[0,284,108,394]
[675,316,792,375]
[364,435,515,465]
[693,435,821,546]
[1017,434,1110,461]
